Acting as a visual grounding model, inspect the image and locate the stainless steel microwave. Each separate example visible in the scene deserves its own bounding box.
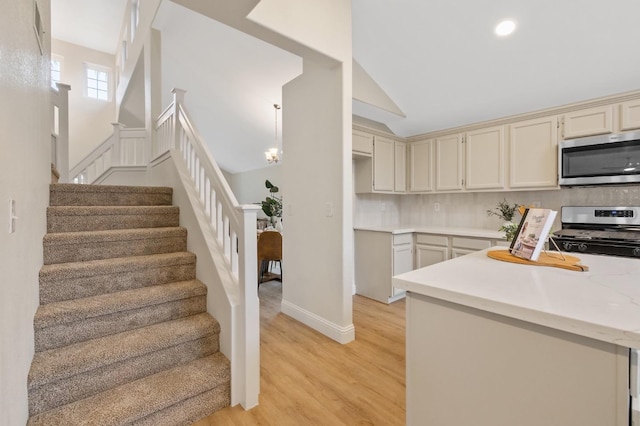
[558,131,640,186]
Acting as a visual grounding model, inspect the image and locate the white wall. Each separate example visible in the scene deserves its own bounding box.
[282,56,354,342]
[228,165,283,218]
[0,0,51,424]
[51,39,116,168]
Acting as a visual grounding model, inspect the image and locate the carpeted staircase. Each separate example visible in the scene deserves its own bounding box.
[27,184,230,425]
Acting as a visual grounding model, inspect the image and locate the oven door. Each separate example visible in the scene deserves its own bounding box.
[559,132,640,186]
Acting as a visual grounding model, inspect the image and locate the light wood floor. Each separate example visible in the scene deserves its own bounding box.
[193,281,406,425]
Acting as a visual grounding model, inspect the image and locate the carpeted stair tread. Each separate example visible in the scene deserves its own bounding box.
[29,335,219,416]
[39,252,197,304]
[35,280,206,330]
[43,227,187,264]
[40,251,195,281]
[50,184,173,206]
[27,353,230,426]
[29,313,219,389]
[134,382,231,426]
[34,280,207,351]
[47,205,180,233]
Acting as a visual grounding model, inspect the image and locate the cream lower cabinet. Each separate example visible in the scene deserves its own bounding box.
[354,230,411,303]
[415,234,449,268]
[450,236,493,258]
[416,234,506,266]
[509,116,559,189]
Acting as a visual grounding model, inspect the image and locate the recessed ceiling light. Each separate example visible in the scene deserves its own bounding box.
[495,20,516,37]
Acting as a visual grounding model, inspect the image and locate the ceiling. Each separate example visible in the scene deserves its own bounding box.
[51,0,640,173]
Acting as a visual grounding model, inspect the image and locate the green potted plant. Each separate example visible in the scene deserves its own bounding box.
[261,180,282,229]
[487,199,520,241]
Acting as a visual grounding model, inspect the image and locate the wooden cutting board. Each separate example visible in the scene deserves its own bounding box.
[487,249,589,272]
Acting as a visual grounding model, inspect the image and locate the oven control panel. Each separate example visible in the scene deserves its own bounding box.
[595,209,634,218]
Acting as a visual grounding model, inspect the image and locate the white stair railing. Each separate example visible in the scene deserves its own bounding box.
[70,124,147,184]
[154,88,260,409]
[51,83,71,182]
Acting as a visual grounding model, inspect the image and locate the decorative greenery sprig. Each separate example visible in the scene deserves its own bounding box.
[487,199,522,241]
[486,199,519,222]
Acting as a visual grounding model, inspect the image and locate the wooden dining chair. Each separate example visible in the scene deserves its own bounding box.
[257,230,282,284]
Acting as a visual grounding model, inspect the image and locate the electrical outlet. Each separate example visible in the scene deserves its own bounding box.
[325,202,333,217]
[9,199,16,234]
[434,202,440,212]
[531,201,541,208]
[380,203,386,211]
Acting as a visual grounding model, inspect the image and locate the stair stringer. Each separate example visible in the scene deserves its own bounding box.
[145,151,260,409]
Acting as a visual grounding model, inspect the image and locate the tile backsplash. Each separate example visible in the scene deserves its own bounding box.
[354,185,640,231]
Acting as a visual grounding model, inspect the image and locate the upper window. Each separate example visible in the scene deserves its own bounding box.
[85,64,110,101]
[131,0,140,41]
[51,57,62,89]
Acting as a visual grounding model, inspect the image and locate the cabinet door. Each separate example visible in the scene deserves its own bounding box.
[392,244,413,296]
[373,136,395,192]
[465,126,505,190]
[451,248,475,258]
[352,130,373,156]
[415,244,449,269]
[409,139,433,192]
[435,134,463,191]
[562,106,613,139]
[620,100,640,131]
[509,116,559,189]
[394,141,407,192]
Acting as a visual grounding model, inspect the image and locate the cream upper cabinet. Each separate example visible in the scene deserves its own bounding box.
[465,126,505,190]
[354,131,405,194]
[408,139,433,193]
[394,141,407,193]
[620,99,640,131]
[509,116,559,189]
[352,129,374,156]
[373,136,395,192]
[562,105,614,139]
[435,133,463,191]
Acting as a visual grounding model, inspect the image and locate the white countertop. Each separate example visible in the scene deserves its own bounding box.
[393,248,640,349]
[354,226,506,240]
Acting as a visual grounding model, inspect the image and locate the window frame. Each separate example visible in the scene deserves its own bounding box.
[84,63,112,102]
[51,54,63,89]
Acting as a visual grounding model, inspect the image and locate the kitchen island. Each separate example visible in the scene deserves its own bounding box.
[393,248,640,426]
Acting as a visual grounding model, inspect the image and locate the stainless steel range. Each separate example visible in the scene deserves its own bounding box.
[553,206,640,258]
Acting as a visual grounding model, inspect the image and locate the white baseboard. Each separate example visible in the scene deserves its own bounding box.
[281,299,355,344]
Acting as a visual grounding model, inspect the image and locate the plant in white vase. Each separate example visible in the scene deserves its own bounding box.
[261,179,282,230]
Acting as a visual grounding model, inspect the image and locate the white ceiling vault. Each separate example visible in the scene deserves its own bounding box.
[51,0,640,173]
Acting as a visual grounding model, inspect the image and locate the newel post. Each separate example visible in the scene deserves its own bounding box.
[110,123,124,165]
[237,204,261,409]
[171,88,186,151]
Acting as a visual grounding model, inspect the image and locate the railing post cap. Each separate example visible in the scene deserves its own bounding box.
[171,88,187,99]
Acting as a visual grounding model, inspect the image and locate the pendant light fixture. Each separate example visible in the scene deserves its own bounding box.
[265,104,281,164]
